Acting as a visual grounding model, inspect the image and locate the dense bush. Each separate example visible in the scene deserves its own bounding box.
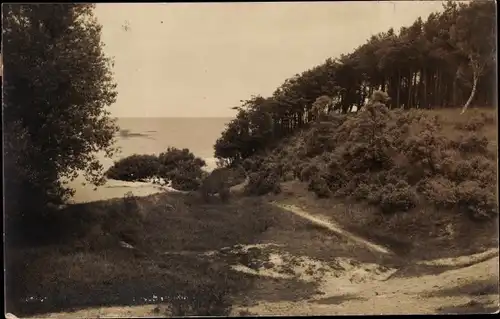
[300,163,321,182]
[379,181,418,214]
[455,181,497,220]
[168,170,203,192]
[454,111,495,131]
[451,133,490,155]
[304,122,337,157]
[158,147,206,173]
[106,155,161,181]
[446,155,496,185]
[105,147,206,191]
[241,156,265,174]
[419,177,458,209]
[308,175,331,198]
[244,170,281,196]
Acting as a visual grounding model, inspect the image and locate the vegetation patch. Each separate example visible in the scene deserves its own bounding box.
[105,147,207,191]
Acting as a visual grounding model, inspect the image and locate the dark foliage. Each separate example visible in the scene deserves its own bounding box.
[244,170,282,196]
[3,4,118,232]
[214,1,495,165]
[105,147,206,191]
[106,155,161,181]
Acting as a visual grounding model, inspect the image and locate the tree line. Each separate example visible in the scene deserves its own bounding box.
[214,0,496,164]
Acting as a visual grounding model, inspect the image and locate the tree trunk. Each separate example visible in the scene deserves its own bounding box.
[452,68,459,106]
[423,67,428,109]
[461,71,478,114]
[435,68,440,107]
[413,71,419,108]
[407,70,413,108]
[396,69,401,108]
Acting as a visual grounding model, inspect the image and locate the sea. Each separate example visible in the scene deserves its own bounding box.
[112,117,232,169]
[68,117,232,203]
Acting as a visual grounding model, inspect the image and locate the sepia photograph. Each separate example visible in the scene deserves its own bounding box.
[2,1,498,317]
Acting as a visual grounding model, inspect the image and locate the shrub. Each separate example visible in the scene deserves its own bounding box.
[333,91,395,174]
[448,156,496,186]
[455,181,498,220]
[324,156,348,192]
[366,187,383,205]
[308,175,331,198]
[168,170,203,191]
[454,112,494,131]
[400,118,448,180]
[451,133,490,155]
[199,168,232,202]
[158,147,206,173]
[105,148,206,191]
[354,183,371,201]
[419,177,458,209]
[342,142,393,173]
[105,154,160,181]
[300,163,321,182]
[280,162,296,181]
[304,122,337,157]
[379,181,418,214]
[293,162,307,181]
[241,157,265,173]
[244,170,281,196]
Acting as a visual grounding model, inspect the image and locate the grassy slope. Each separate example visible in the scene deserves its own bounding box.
[265,107,498,260]
[6,191,384,316]
[5,107,498,316]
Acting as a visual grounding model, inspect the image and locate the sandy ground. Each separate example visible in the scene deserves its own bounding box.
[67,178,180,204]
[14,248,498,318]
[8,305,166,319]
[230,254,499,315]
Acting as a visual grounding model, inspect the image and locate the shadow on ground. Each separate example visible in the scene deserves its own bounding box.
[5,192,339,316]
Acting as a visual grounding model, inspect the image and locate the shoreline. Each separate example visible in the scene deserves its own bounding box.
[67,178,188,204]
[66,154,217,204]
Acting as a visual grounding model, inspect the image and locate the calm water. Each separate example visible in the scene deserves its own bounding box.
[111,117,232,170]
[66,117,231,202]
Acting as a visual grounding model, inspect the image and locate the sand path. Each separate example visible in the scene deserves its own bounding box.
[273,202,393,255]
[232,254,499,315]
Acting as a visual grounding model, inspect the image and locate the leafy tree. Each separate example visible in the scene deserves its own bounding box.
[214,0,495,165]
[3,4,118,221]
[449,0,496,114]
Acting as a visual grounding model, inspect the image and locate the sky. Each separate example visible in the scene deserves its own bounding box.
[94,1,447,118]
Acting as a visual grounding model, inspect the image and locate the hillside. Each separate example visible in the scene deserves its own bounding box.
[240,104,498,260]
[6,105,498,318]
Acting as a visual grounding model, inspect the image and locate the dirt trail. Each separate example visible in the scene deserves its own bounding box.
[273,202,393,255]
[273,202,499,269]
[417,248,499,267]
